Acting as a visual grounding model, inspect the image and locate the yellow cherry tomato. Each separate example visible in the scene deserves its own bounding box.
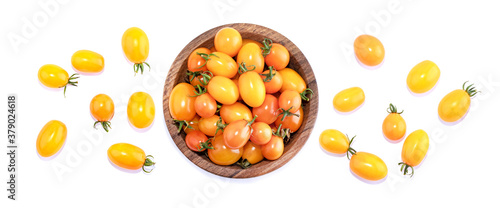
[220,102,253,123]
[36,120,67,158]
[382,104,406,141]
[90,94,115,132]
[407,60,440,94]
[240,141,264,167]
[279,68,306,93]
[169,83,197,121]
[242,39,264,48]
[319,129,355,155]
[208,134,243,166]
[107,143,155,172]
[350,152,388,181]
[214,27,242,57]
[354,34,385,67]
[438,82,477,123]
[207,76,239,105]
[38,64,79,96]
[399,129,429,177]
[71,50,104,73]
[206,52,238,78]
[237,43,265,74]
[122,27,150,74]
[127,92,155,129]
[333,87,365,113]
[239,71,266,107]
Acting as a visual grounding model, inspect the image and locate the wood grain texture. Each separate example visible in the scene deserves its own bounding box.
[163,23,318,178]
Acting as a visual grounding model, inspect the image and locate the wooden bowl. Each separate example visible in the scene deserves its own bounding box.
[163,23,318,178]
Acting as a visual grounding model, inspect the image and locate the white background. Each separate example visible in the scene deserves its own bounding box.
[1,0,500,207]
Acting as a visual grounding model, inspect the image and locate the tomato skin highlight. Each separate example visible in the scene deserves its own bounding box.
[90,94,115,122]
[279,68,306,93]
[208,134,243,166]
[250,122,272,145]
[261,135,284,160]
[188,47,211,72]
[239,71,266,107]
[127,92,155,129]
[253,94,279,124]
[38,64,69,88]
[237,43,265,74]
[350,152,388,181]
[279,90,302,113]
[36,120,67,157]
[214,27,242,57]
[184,115,200,134]
[122,27,149,64]
[353,34,385,67]
[333,87,365,113]
[169,83,197,121]
[207,52,238,78]
[194,93,217,119]
[402,129,429,167]
[185,130,210,152]
[438,89,471,122]
[71,50,105,73]
[265,43,289,70]
[223,119,252,149]
[242,141,264,164]
[319,129,349,154]
[107,143,146,170]
[207,76,239,105]
[407,60,440,94]
[220,102,252,123]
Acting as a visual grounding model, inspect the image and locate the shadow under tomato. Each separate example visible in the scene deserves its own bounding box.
[71,65,104,76]
[382,129,406,144]
[107,157,142,174]
[437,108,469,126]
[319,142,348,158]
[128,117,154,133]
[406,77,440,97]
[349,167,387,185]
[36,139,66,161]
[334,101,365,115]
[355,55,384,70]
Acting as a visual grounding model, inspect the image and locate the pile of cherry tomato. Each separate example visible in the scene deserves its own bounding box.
[169,27,313,168]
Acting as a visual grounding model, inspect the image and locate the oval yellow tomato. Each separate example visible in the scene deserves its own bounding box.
[108,143,155,172]
[90,94,115,132]
[122,27,149,74]
[438,82,477,123]
[71,50,104,73]
[206,52,238,78]
[354,34,385,67]
[240,141,264,167]
[36,120,67,158]
[214,27,242,57]
[333,87,365,113]
[407,60,440,94]
[127,92,155,129]
[279,68,307,93]
[220,102,252,123]
[239,71,266,107]
[350,152,387,181]
[38,64,78,96]
[169,83,196,121]
[319,129,351,155]
[207,76,239,105]
[382,103,406,141]
[208,134,243,166]
[198,115,223,137]
[237,43,265,74]
[399,129,429,177]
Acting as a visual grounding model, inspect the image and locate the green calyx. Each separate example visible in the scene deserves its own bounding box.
[236,158,252,169]
[197,138,214,152]
[346,135,357,160]
[93,121,111,132]
[142,155,156,173]
[387,103,404,114]
[191,85,207,97]
[63,73,79,98]
[173,119,193,133]
[261,38,273,57]
[187,70,213,86]
[197,52,218,68]
[214,117,227,136]
[133,62,150,75]
[238,62,256,74]
[260,66,276,82]
[398,162,414,177]
[277,107,299,121]
[300,88,314,101]
[462,81,479,97]
[273,124,291,143]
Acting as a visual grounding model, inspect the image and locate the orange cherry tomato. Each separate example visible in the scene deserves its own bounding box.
[198,115,224,137]
[279,68,306,93]
[90,94,115,132]
[214,27,242,57]
[206,52,238,78]
[250,122,272,145]
[261,135,284,160]
[127,92,155,129]
[207,76,239,105]
[261,68,283,94]
[220,102,252,123]
[185,130,211,152]
[354,34,385,67]
[208,134,243,166]
[108,143,155,172]
[242,39,264,48]
[223,116,257,149]
[252,94,279,124]
[194,93,217,118]
[279,90,301,113]
[184,115,200,134]
[241,141,264,166]
[275,107,303,133]
[188,47,212,72]
[262,39,289,70]
[382,104,406,141]
[169,83,196,121]
[239,71,266,107]
[237,43,265,74]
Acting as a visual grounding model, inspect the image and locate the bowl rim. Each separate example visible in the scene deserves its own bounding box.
[162,23,318,178]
